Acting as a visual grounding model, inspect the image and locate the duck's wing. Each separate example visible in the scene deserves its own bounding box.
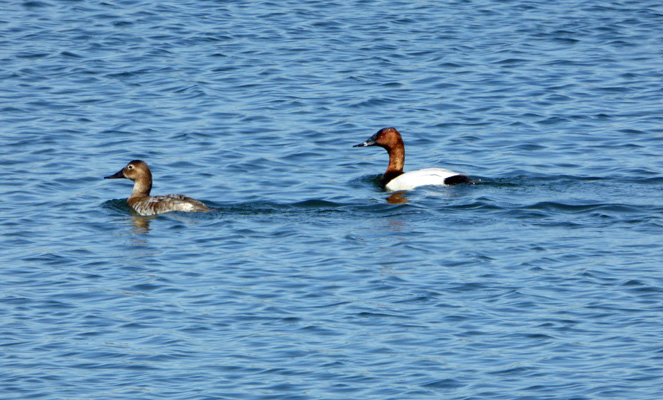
[131,194,210,216]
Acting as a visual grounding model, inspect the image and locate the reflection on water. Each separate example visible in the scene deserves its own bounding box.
[130,214,153,234]
[386,191,409,204]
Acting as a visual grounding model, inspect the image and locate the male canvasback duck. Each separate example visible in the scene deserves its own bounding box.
[104,160,211,216]
[353,127,472,191]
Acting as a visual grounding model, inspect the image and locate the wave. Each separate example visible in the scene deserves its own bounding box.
[101,173,662,225]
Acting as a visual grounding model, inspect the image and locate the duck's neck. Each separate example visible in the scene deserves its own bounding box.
[381,144,405,187]
[130,176,152,199]
[385,144,404,174]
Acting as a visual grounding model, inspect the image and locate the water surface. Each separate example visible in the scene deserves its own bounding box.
[1,1,663,399]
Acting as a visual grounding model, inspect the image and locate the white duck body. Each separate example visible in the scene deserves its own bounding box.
[384,168,462,191]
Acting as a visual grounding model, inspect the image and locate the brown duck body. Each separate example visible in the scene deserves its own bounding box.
[126,193,210,216]
[105,160,210,216]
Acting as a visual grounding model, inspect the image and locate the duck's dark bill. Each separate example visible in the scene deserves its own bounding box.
[353,139,376,147]
[104,169,125,179]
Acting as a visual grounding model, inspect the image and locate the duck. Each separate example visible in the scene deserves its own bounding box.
[104,160,211,216]
[353,127,472,191]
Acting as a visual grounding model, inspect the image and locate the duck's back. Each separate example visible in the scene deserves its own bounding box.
[129,194,210,216]
[384,168,470,191]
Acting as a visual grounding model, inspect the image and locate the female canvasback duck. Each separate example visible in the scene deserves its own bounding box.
[104,160,211,216]
[353,127,472,191]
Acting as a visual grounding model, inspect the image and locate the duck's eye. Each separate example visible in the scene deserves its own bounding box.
[127,165,134,170]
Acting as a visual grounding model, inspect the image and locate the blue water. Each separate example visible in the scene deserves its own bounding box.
[2,1,663,399]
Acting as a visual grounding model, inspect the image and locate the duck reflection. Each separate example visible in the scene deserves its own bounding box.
[386,191,409,204]
[130,213,154,234]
